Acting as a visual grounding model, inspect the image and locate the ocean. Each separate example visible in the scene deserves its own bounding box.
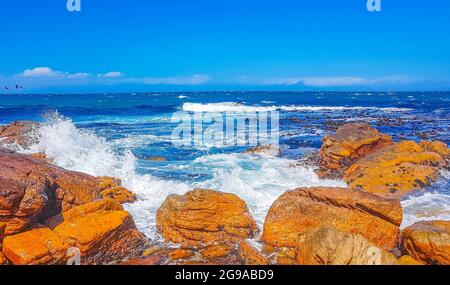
[1,91,449,241]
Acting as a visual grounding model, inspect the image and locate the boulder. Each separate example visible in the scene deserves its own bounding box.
[315,123,392,179]
[419,141,450,159]
[0,121,38,148]
[156,189,257,246]
[297,227,398,265]
[400,220,450,265]
[239,240,269,265]
[2,226,69,265]
[53,199,147,264]
[244,144,280,156]
[97,176,136,204]
[262,187,402,251]
[0,149,100,235]
[344,141,448,199]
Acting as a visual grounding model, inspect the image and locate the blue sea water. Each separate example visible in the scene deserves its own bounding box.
[1,91,449,239]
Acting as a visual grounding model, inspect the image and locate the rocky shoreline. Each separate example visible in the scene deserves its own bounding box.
[1,121,449,265]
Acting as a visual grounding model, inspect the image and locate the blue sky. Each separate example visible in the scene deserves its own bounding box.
[0,0,449,93]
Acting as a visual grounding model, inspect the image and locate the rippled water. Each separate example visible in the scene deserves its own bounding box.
[1,91,449,238]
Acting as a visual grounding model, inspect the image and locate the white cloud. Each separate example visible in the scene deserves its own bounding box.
[23,67,59,77]
[99,71,123,78]
[134,74,211,85]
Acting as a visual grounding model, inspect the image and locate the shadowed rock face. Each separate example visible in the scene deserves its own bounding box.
[0,121,38,148]
[156,189,257,246]
[262,187,402,251]
[297,227,398,265]
[344,140,449,199]
[0,148,100,235]
[315,123,393,179]
[401,220,450,265]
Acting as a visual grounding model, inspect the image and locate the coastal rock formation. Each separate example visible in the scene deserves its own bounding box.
[0,121,38,148]
[3,199,147,265]
[344,140,448,199]
[0,251,6,265]
[156,189,257,246]
[419,141,450,159]
[53,199,147,265]
[0,148,100,235]
[400,220,450,265]
[296,227,398,265]
[97,176,137,204]
[2,226,69,265]
[397,255,424,265]
[239,240,269,265]
[315,123,392,179]
[244,144,280,156]
[262,187,402,251]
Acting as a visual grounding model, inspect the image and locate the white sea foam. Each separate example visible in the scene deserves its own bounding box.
[182,102,413,113]
[401,192,450,229]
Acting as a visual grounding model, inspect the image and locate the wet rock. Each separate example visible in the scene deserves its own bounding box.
[316,123,392,179]
[400,220,450,265]
[156,189,257,246]
[0,121,38,148]
[239,240,269,265]
[244,144,280,156]
[296,227,398,265]
[97,176,136,204]
[2,226,69,265]
[344,141,448,199]
[0,149,101,235]
[143,156,167,162]
[262,187,402,251]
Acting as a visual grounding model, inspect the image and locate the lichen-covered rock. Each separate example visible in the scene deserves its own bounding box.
[0,251,7,265]
[156,189,257,246]
[0,121,38,148]
[97,176,136,204]
[316,123,392,179]
[344,141,448,199]
[397,255,424,265]
[419,141,450,159]
[2,226,69,265]
[262,187,402,251]
[239,240,269,265]
[297,227,398,265]
[400,220,450,265]
[54,200,147,265]
[0,149,101,235]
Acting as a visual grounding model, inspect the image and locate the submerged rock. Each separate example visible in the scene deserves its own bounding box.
[296,227,398,265]
[262,187,402,251]
[344,140,448,199]
[400,220,450,265]
[244,144,280,156]
[156,189,257,246]
[315,123,392,179]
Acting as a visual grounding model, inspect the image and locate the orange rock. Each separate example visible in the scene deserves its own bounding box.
[419,141,450,158]
[239,240,269,265]
[54,201,147,264]
[200,244,232,259]
[344,141,447,199]
[98,176,136,204]
[0,251,7,265]
[296,227,398,265]
[397,255,424,265]
[262,187,402,251]
[400,220,450,265]
[2,226,69,265]
[0,121,38,148]
[169,249,195,260]
[0,149,101,235]
[156,189,257,246]
[316,123,392,179]
[274,247,298,265]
